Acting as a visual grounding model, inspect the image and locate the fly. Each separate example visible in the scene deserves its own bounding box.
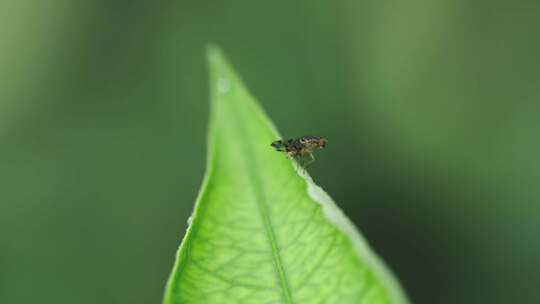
[271,136,327,167]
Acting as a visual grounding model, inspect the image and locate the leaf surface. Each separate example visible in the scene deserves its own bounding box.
[163,47,409,304]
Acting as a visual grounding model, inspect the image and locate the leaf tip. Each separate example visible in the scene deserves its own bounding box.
[206,43,223,65]
[206,44,236,100]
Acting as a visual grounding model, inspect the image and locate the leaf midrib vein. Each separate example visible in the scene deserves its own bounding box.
[229,98,294,303]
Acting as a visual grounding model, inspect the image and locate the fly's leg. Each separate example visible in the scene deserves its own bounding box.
[291,155,305,172]
[302,153,315,167]
[293,154,314,173]
[287,152,299,167]
[297,155,306,168]
[308,153,315,165]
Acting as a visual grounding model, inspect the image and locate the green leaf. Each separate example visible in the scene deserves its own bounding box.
[163,46,410,304]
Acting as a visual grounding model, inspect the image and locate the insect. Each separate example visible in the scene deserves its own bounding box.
[271,136,327,167]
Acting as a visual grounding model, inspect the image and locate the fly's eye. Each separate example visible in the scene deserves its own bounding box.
[319,139,327,148]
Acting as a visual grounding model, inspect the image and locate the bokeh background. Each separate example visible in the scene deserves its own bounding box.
[2,1,540,303]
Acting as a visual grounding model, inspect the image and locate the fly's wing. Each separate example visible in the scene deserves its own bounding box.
[270,140,288,152]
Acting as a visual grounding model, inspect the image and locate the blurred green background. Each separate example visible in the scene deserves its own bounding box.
[2,1,540,303]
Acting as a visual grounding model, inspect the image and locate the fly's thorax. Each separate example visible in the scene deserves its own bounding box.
[299,136,326,151]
